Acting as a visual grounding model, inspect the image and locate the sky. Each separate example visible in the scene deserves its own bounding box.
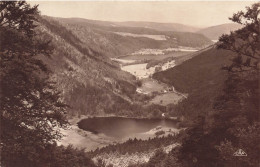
[29,1,257,28]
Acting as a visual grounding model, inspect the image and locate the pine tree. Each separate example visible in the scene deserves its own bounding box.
[0,2,68,166]
[218,3,260,71]
[179,3,259,167]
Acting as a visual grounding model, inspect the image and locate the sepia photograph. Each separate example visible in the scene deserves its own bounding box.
[0,0,259,167]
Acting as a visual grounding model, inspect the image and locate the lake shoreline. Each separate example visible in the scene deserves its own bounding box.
[58,115,181,151]
[83,114,179,120]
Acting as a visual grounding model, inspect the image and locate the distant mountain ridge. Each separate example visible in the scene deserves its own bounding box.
[56,17,201,32]
[197,23,242,40]
[110,21,201,32]
[50,17,243,42]
[51,16,212,58]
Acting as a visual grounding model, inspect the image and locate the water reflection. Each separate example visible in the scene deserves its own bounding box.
[78,117,178,138]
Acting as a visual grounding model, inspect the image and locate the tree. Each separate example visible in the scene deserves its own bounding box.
[179,117,222,167]
[216,4,260,166]
[218,3,260,71]
[146,149,167,167]
[42,144,97,167]
[0,2,68,166]
[179,3,259,167]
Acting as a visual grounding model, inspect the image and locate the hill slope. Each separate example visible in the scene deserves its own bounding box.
[197,23,242,40]
[58,18,201,32]
[37,16,140,116]
[153,47,236,121]
[35,16,214,117]
[112,21,201,32]
[53,17,212,57]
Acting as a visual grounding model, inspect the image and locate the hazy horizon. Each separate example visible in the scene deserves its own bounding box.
[29,1,256,28]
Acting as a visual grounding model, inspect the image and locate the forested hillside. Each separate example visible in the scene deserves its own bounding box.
[2,1,258,167]
[35,15,213,117]
[114,21,200,32]
[153,47,236,122]
[154,47,234,93]
[53,17,212,57]
[0,2,97,166]
[37,16,140,116]
[151,3,259,167]
[64,18,201,32]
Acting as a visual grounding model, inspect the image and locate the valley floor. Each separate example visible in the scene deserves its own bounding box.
[58,50,192,151]
[59,48,201,166]
[118,56,188,106]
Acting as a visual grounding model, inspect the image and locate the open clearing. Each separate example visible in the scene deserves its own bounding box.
[131,47,198,55]
[137,78,167,94]
[119,51,195,61]
[114,32,168,40]
[150,92,184,105]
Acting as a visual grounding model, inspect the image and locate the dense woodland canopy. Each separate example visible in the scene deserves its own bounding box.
[0,2,96,167]
[151,3,259,167]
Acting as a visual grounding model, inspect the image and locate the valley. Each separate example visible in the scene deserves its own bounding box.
[38,14,243,167]
[38,15,213,118]
[3,2,259,167]
[56,38,204,161]
[42,15,215,163]
[115,47,200,106]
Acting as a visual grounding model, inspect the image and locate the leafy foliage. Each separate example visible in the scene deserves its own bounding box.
[0,1,65,166]
[0,2,96,166]
[178,3,260,167]
[41,144,97,167]
[218,3,260,71]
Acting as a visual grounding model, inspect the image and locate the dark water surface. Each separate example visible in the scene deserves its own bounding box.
[78,117,178,138]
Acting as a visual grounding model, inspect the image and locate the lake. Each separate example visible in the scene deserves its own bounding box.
[78,117,178,138]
